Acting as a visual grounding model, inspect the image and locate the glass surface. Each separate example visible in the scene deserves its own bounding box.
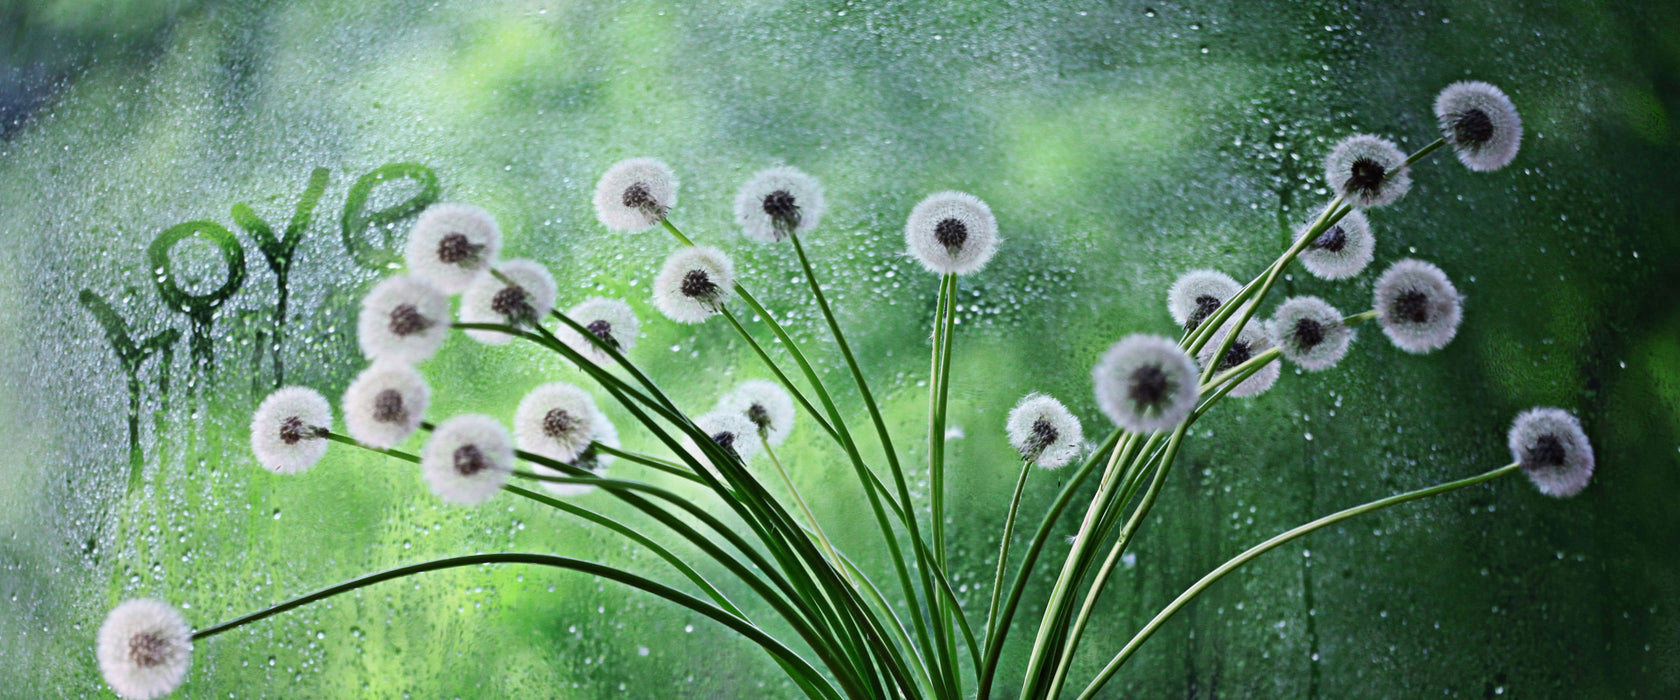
[2,1,1677,697]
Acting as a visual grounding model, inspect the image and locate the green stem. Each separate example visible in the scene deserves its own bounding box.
[190,552,841,700]
[930,272,955,570]
[719,306,840,443]
[983,458,1034,669]
[1344,309,1378,326]
[763,439,850,586]
[1405,137,1447,167]
[593,443,704,485]
[1077,463,1523,700]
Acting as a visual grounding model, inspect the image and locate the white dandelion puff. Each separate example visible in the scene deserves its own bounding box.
[514,382,600,465]
[1435,81,1522,172]
[686,411,763,479]
[735,166,827,243]
[716,379,797,447]
[652,246,735,324]
[403,203,502,294]
[459,259,558,345]
[904,191,1000,275]
[1093,335,1200,434]
[1297,207,1375,280]
[594,157,678,232]
[421,414,514,506]
[250,386,332,474]
[1507,407,1594,498]
[530,407,619,498]
[357,275,451,364]
[1199,324,1280,398]
[1168,269,1241,331]
[342,362,430,449]
[557,297,640,364]
[97,599,192,700]
[1269,296,1355,371]
[1324,134,1412,208]
[1005,393,1084,469]
[1374,259,1463,354]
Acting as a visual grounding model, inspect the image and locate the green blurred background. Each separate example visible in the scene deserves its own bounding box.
[2,0,1678,697]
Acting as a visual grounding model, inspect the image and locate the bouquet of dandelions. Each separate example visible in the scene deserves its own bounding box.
[94,80,1594,700]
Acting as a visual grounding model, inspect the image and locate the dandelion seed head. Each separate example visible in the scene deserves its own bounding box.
[1093,335,1200,434]
[1168,270,1240,331]
[250,386,331,474]
[97,599,192,700]
[1269,296,1355,371]
[735,166,826,243]
[1324,135,1411,208]
[342,362,430,449]
[358,275,450,364]
[1006,393,1084,469]
[558,297,640,364]
[1435,81,1522,172]
[531,407,619,498]
[1298,208,1375,280]
[653,246,736,324]
[1200,324,1279,398]
[905,191,999,275]
[460,260,558,345]
[421,414,512,506]
[404,203,502,294]
[717,379,796,446]
[1374,259,1462,354]
[515,382,600,464]
[687,411,763,479]
[1507,408,1594,498]
[595,158,678,232]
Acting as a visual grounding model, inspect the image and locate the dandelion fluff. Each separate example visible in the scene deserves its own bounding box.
[1435,81,1522,172]
[904,191,999,275]
[514,382,599,464]
[717,379,797,446]
[1374,259,1462,354]
[735,166,826,243]
[421,414,514,506]
[342,362,430,449]
[97,599,192,700]
[404,203,502,294]
[1298,208,1375,280]
[1508,408,1594,498]
[1168,269,1241,331]
[1269,296,1355,371]
[531,408,619,498]
[1199,324,1280,398]
[594,157,678,232]
[250,386,332,474]
[357,275,451,364]
[1005,393,1084,469]
[652,246,735,324]
[1093,335,1200,434]
[557,297,640,364]
[686,411,763,479]
[459,259,558,345]
[1324,134,1412,208]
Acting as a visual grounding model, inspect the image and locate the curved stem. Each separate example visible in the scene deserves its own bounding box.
[1077,463,1522,700]
[593,443,705,485]
[719,305,840,443]
[983,458,1034,668]
[763,439,849,585]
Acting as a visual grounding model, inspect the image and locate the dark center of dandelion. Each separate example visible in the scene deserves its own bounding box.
[542,409,576,439]
[1312,224,1348,252]
[128,631,170,668]
[453,444,488,476]
[1395,290,1431,324]
[622,181,666,220]
[1127,364,1171,408]
[1293,317,1325,350]
[1347,157,1387,196]
[746,403,773,434]
[1452,108,1495,146]
[372,389,407,423]
[1525,434,1567,468]
[680,269,719,300]
[389,303,434,337]
[934,218,968,253]
[585,320,619,349]
[762,189,802,234]
[1218,341,1253,372]
[279,416,311,445]
[437,232,483,265]
[711,431,741,461]
[1027,417,1058,456]
[1186,295,1222,331]
[491,285,534,324]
